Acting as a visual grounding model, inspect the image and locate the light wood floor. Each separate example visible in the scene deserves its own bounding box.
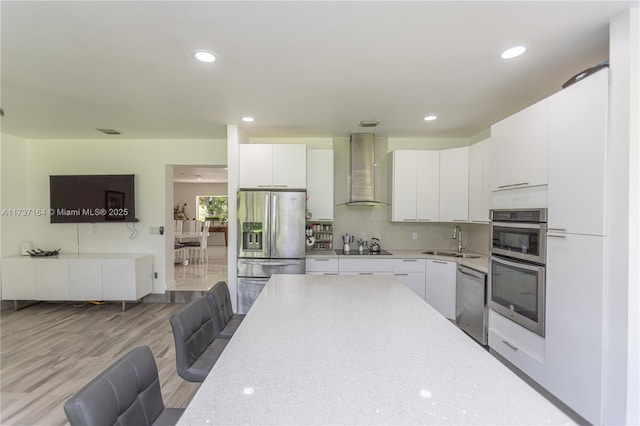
[1,246,229,425]
[1,302,201,426]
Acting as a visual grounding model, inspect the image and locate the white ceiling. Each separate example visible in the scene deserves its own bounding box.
[0,1,634,143]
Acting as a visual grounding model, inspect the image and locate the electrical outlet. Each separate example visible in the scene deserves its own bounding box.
[412,232,418,240]
[154,272,158,279]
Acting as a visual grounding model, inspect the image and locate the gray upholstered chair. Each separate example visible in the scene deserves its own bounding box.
[169,296,229,382]
[63,346,184,426]
[206,281,245,340]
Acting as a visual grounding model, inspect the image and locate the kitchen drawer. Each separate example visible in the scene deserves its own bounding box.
[393,258,426,272]
[488,310,545,359]
[338,259,394,273]
[489,328,545,386]
[305,258,339,272]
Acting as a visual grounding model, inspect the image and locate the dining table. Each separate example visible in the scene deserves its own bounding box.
[177,274,573,425]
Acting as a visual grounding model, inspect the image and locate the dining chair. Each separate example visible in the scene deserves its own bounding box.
[63,346,184,426]
[169,296,228,382]
[206,281,245,339]
[185,220,210,263]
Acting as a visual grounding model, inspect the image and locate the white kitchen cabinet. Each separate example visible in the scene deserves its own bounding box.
[490,98,549,191]
[68,259,103,300]
[548,69,608,236]
[338,258,393,275]
[306,149,334,221]
[439,146,469,222]
[239,144,306,189]
[102,256,152,301]
[391,150,439,222]
[393,259,426,300]
[1,255,152,308]
[35,260,68,300]
[468,138,491,223]
[488,310,545,386]
[545,232,604,425]
[425,259,456,319]
[305,258,338,275]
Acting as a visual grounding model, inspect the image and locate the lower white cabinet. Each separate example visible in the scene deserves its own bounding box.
[545,233,604,425]
[425,259,456,319]
[1,254,153,304]
[338,259,393,275]
[393,259,426,300]
[305,258,338,275]
[488,310,545,385]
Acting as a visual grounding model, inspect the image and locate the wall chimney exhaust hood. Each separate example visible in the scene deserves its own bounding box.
[340,133,389,206]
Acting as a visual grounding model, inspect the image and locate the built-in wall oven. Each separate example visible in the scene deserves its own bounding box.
[489,208,547,337]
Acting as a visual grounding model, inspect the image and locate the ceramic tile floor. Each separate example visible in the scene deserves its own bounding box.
[169,245,228,292]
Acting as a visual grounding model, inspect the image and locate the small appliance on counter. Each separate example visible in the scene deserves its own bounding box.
[369,237,381,253]
[342,234,354,253]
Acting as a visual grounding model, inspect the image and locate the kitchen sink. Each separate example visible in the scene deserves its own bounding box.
[422,250,481,259]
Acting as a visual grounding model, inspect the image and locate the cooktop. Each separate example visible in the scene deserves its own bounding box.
[335,249,393,256]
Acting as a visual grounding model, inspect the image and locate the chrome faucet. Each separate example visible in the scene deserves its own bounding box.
[453,225,466,253]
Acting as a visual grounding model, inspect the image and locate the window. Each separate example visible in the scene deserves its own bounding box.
[197,196,228,222]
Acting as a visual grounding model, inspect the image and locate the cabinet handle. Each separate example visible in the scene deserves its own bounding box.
[418,219,432,221]
[272,185,288,188]
[394,273,409,276]
[257,185,272,188]
[547,228,566,232]
[402,259,418,262]
[314,259,330,262]
[547,234,566,239]
[452,219,467,222]
[432,260,449,265]
[402,219,417,222]
[323,273,338,275]
[358,272,374,275]
[497,182,529,189]
[502,340,519,351]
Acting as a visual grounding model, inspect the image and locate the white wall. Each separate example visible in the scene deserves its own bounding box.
[0,136,226,295]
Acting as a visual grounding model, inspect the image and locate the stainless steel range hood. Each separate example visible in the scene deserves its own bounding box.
[341,133,388,206]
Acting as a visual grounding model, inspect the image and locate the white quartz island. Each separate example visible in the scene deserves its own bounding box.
[178,274,572,425]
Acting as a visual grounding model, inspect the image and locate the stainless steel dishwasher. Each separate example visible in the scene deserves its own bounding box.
[455,265,488,345]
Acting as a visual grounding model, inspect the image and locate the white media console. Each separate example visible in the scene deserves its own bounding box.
[1,254,153,311]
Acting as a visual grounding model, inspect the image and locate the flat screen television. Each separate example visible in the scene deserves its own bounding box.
[49,174,137,223]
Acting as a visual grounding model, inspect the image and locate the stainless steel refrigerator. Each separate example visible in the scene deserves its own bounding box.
[237,190,306,313]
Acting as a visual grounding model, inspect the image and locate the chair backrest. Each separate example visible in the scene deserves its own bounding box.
[187,219,197,234]
[206,281,234,332]
[64,346,166,426]
[174,220,183,235]
[169,297,216,378]
[199,220,211,248]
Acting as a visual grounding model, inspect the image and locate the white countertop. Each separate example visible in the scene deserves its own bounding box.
[178,274,572,425]
[306,248,489,274]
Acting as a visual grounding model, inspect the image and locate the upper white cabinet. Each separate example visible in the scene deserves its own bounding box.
[306,149,334,221]
[548,69,608,236]
[239,144,306,189]
[391,150,439,222]
[468,138,491,222]
[490,98,549,191]
[439,146,469,222]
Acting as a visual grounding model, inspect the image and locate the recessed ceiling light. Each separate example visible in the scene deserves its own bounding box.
[501,46,526,59]
[192,50,216,63]
[242,117,255,122]
[424,115,437,121]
